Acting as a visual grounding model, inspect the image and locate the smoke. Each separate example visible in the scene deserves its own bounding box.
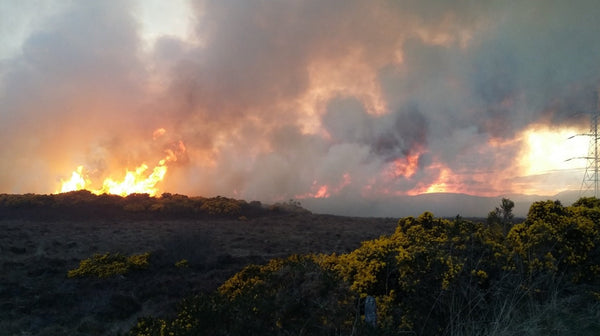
[1,0,600,215]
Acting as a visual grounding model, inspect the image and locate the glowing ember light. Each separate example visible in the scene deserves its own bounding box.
[424,167,451,193]
[403,163,470,196]
[296,182,331,199]
[152,128,166,139]
[296,173,352,199]
[391,152,421,178]
[313,185,330,198]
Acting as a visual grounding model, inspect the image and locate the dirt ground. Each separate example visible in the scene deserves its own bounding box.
[0,213,398,335]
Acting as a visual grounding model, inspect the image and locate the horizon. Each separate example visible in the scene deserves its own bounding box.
[1,1,599,216]
[0,189,588,219]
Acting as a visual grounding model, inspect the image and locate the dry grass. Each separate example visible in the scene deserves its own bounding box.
[0,213,397,335]
[444,274,600,336]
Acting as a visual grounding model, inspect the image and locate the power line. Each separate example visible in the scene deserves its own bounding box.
[567,93,600,198]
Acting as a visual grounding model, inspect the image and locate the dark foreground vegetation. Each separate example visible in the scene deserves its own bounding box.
[0,193,395,336]
[127,197,600,336]
[1,192,599,335]
[0,190,289,220]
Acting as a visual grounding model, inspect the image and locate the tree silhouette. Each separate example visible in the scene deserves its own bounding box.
[487,197,514,235]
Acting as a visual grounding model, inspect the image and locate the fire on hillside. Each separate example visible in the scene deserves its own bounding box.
[58,129,186,197]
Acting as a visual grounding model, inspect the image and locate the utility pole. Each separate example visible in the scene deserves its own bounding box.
[568,94,600,198]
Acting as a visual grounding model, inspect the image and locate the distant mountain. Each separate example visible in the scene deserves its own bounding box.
[300,190,587,218]
[2,190,588,220]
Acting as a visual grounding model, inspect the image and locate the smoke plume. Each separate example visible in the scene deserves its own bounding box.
[1,0,599,215]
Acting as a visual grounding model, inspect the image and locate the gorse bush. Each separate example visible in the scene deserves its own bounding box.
[334,212,505,334]
[507,199,600,283]
[68,252,150,278]
[219,254,358,335]
[130,255,361,336]
[199,196,243,216]
[174,259,189,268]
[0,191,274,220]
[129,198,600,336]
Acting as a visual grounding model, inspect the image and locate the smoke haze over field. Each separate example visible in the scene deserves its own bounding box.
[1,1,599,216]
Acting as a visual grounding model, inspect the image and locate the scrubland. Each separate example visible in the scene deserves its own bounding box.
[1,192,599,335]
[0,192,396,335]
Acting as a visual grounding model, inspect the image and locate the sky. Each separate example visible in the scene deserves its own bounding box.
[1,0,599,216]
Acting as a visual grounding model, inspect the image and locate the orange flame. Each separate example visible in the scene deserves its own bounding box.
[296,173,352,199]
[391,152,420,178]
[424,167,451,194]
[59,159,170,197]
[404,164,455,196]
[60,166,90,192]
[315,185,331,198]
[58,129,184,197]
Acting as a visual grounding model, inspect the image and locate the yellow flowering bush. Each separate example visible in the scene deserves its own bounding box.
[68,252,150,278]
[507,199,600,283]
[129,198,600,336]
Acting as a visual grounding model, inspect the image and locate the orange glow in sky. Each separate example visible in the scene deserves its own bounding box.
[2,1,598,216]
[392,152,421,178]
[519,125,588,176]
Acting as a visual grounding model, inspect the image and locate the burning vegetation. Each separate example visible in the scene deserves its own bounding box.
[58,129,186,197]
[2,1,598,212]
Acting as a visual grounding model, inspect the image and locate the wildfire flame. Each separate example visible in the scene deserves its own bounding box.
[59,159,170,197]
[296,173,352,199]
[61,166,89,192]
[58,129,185,197]
[391,152,421,178]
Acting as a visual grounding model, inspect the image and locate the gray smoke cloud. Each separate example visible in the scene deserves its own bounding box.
[1,0,599,216]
